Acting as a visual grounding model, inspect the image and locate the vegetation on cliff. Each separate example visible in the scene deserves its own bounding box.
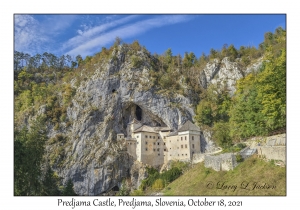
[14,27,286,195]
[195,27,286,147]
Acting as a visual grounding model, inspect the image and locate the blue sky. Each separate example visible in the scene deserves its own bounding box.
[14,14,286,59]
[14,14,286,57]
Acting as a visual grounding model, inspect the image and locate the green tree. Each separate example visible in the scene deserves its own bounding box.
[62,179,77,196]
[256,48,286,132]
[117,179,130,196]
[212,121,232,148]
[229,73,266,140]
[76,55,83,67]
[227,44,238,61]
[195,100,213,127]
[14,116,47,195]
[41,163,61,196]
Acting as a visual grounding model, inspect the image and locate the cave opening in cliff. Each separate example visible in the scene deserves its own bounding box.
[135,105,142,121]
[112,89,116,93]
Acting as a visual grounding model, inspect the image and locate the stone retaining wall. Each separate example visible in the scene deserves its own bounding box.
[204,153,237,171]
[192,153,205,164]
[256,146,286,164]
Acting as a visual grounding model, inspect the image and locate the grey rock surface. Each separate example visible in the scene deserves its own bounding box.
[53,46,195,195]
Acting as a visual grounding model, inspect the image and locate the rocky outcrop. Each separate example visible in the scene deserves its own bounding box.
[129,161,148,190]
[45,46,263,195]
[52,45,195,195]
[200,57,263,95]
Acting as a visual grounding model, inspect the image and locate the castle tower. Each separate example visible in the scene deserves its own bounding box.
[126,118,142,138]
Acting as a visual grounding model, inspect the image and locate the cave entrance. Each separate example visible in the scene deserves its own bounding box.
[112,89,116,93]
[112,186,119,191]
[135,105,142,121]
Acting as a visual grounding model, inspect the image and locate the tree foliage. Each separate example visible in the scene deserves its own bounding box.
[14,116,47,195]
[195,27,286,146]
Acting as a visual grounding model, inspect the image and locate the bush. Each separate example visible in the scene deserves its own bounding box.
[236,154,244,163]
[152,179,164,190]
[236,143,247,150]
[130,190,144,196]
[161,167,182,184]
[204,168,211,176]
[131,55,143,68]
[117,179,130,196]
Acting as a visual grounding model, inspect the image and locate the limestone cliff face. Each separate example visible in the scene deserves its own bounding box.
[198,57,263,152]
[201,57,263,94]
[54,46,195,195]
[46,46,262,195]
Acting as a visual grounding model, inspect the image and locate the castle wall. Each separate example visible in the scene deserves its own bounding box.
[188,131,201,157]
[192,153,205,164]
[165,131,201,162]
[134,131,165,167]
[126,139,137,159]
[127,121,142,138]
[126,121,202,168]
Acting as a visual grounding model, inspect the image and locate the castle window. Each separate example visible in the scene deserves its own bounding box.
[157,148,160,151]
[136,135,139,138]
[178,154,179,156]
[192,136,194,140]
[150,136,152,139]
[158,143,160,145]
[181,145,183,148]
[145,148,148,151]
[186,154,187,156]
[182,154,184,156]
[130,143,132,145]
[145,135,148,138]
[154,142,156,145]
[177,139,179,141]
[164,149,166,151]
[181,137,183,141]
[158,136,160,139]
[146,142,148,145]
[164,143,165,145]
[153,149,156,152]
[192,144,194,149]
[185,136,187,140]
[164,136,166,139]
[128,143,129,145]
[158,154,160,156]
[185,144,187,148]
[153,136,155,139]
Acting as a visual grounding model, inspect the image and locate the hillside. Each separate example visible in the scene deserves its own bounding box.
[162,155,286,196]
[14,27,286,196]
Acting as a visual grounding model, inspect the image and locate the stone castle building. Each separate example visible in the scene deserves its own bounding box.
[117,119,201,167]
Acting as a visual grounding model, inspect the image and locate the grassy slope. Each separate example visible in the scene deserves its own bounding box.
[162,155,286,196]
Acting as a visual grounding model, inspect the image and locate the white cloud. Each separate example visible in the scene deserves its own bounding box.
[65,15,194,57]
[14,14,195,57]
[14,14,77,55]
[62,15,139,52]
[14,15,49,54]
